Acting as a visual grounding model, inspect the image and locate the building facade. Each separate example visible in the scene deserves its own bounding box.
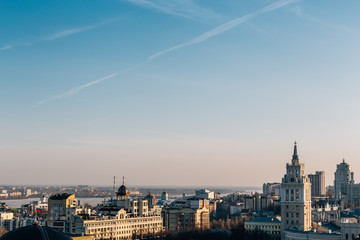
[281,142,312,239]
[334,159,354,201]
[344,183,360,207]
[244,217,281,236]
[308,171,326,197]
[284,229,340,240]
[162,206,209,232]
[82,210,163,240]
[263,182,281,196]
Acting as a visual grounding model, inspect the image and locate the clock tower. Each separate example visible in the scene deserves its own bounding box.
[281,142,312,238]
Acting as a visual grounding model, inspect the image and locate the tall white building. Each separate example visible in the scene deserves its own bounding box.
[334,159,354,201]
[281,142,312,239]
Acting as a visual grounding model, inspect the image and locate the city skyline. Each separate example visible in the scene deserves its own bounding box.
[1,0,360,186]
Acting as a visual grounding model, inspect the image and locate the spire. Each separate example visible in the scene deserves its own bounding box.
[292,141,298,160]
[291,141,299,165]
[122,176,125,186]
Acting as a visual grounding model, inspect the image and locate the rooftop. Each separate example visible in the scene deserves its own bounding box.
[49,193,74,200]
[247,217,281,223]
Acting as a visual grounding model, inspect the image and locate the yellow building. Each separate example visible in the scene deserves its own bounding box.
[48,193,78,232]
[244,217,281,235]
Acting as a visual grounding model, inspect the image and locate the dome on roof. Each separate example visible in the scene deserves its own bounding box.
[0,225,72,240]
[117,184,127,196]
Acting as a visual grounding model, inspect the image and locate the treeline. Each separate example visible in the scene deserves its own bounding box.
[148,219,279,240]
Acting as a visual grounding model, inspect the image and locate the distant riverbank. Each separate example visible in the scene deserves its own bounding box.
[2,197,106,208]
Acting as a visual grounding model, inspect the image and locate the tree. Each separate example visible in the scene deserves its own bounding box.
[0,227,7,237]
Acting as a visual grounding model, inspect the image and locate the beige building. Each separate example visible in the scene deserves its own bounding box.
[83,209,163,240]
[281,142,312,239]
[244,217,281,235]
[162,206,209,232]
[47,181,164,239]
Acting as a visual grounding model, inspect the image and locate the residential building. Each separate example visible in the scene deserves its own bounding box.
[82,209,163,239]
[341,221,360,240]
[334,159,354,201]
[47,193,78,232]
[162,206,209,232]
[195,189,215,200]
[263,183,281,196]
[284,229,340,240]
[344,183,360,207]
[309,171,326,197]
[244,217,281,236]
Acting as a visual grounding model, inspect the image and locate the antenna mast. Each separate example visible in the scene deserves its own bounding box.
[113,176,116,195]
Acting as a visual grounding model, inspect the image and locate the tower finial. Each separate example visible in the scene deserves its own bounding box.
[292,141,299,162]
[122,176,125,185]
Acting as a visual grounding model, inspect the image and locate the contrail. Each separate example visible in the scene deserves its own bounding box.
[35,62,145,106]
[36,73,119,105]
[1,18,119,52]
[34,0,296,106]
[149,0,296,60]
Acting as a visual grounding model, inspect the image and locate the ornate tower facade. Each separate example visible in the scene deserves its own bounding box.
[281,142,312,237]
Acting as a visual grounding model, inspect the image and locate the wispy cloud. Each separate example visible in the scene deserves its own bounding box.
[43,25,99,41]
[290,5,359,35]
[35,0,295,106]
[124,0,219,21]
[36,73,119,106]
[35,63,144,106]
[0,45,13,51]
[1,19,117,52]
[149,0,297,60]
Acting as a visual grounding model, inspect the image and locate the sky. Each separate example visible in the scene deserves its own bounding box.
[1,0,360,187]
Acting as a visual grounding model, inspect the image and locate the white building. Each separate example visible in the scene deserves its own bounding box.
[195,189,215,200]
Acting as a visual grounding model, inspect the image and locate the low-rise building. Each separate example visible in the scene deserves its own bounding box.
[244,217,281,236]
[341,222,360,240]
[162,206,209,232]
[284,229,340,240]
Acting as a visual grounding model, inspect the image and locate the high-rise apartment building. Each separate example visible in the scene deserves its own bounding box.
[334,159,354,201]
[308,171,325,197]
[281,142,312,239]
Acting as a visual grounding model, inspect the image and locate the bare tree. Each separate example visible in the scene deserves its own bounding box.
[0,227,7,237]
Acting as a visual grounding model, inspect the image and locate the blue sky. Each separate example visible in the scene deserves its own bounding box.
[1,0,360,186]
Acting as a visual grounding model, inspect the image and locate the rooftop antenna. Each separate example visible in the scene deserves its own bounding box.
[113,176,116,195]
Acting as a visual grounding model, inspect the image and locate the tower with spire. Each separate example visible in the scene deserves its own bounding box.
[281,142,312,239]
